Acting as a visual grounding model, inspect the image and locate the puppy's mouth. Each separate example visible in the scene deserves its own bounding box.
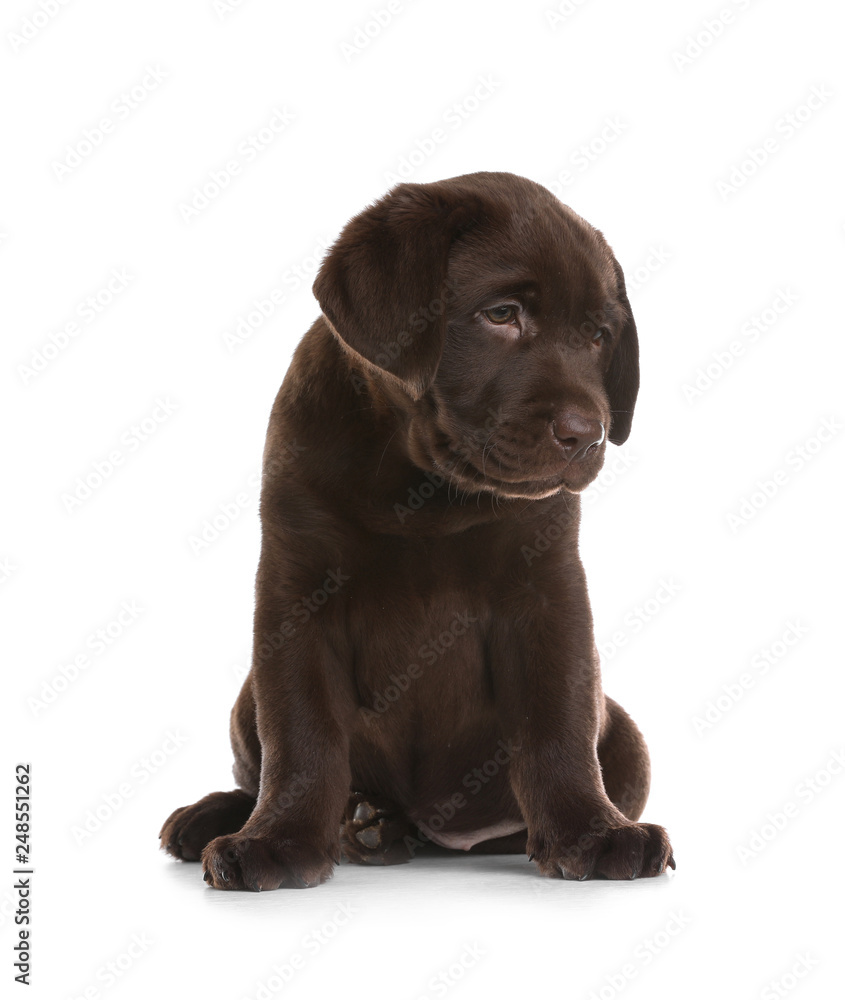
[419,430,604,500]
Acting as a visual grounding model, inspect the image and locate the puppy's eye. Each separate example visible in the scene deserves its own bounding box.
[592,327,611,345]
[483,305,518,325]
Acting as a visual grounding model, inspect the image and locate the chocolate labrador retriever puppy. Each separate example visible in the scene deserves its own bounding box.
[160,171,674,889]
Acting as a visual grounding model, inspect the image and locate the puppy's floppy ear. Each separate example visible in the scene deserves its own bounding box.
[605,258,640,445]
[313,182,481,400]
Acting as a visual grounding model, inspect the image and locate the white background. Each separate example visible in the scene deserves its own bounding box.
[3,0,844,998]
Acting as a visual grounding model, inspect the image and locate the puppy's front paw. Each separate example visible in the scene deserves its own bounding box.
[530,822,674,881]
[201,834,337,891]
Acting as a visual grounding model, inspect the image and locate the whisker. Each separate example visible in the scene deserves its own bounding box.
[375,429,399,478]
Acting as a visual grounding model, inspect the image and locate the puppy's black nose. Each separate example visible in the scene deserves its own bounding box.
[552,413,605,461]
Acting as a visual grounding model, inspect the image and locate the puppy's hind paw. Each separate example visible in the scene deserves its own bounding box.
[341,791,413,866]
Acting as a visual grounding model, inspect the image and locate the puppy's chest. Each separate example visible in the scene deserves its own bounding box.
[346,539,493,712]
[350,593,489,710]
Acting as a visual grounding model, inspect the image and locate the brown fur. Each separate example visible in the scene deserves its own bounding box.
[159,171,674,890]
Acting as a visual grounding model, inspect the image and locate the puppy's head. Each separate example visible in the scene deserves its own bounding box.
[313,172,638,498]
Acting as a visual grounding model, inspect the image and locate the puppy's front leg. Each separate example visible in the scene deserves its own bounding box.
[202,590,354,891]
[497,568,674,881]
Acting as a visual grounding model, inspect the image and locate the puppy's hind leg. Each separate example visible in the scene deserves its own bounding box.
[160,676,261,862]
[598,695,652,822]
[160,790,256,862]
